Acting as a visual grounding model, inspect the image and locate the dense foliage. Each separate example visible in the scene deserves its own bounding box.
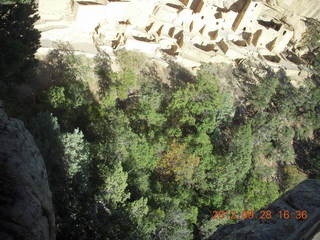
[1,3,320,239]
[15,48,320,239]
[0,0,39,85]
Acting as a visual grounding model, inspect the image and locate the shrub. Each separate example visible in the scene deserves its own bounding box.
[282,165,307,191]
[115,49,147,74]
[244,175,280,210]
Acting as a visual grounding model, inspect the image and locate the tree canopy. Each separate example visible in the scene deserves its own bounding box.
[2,3,320,238]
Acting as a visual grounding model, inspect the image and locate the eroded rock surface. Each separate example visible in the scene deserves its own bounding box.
[0,105,55,240]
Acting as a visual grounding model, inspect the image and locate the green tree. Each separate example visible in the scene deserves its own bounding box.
[122,83,166,138]
[126,197,154,237]
[165,71,222,137]
[46,86,66,109]
[99,163,130,208]
[23,47,320,240]
[249,77,279,112]
[214,124,253,196]
[100,69,137,107]
[0,0,40,85]
[155,209,193,240]
[127,197,149,225]
[244,175,280,210]
[61,128,90,178]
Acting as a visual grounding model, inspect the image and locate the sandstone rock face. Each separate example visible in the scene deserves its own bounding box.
[210,179,320,240]
[38,0,74,22]
[278,0,320,19]
[263,0,320,19]
[0,105,55,240]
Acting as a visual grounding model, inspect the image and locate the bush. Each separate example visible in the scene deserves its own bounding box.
[244,175,280,210]
[115,49,148,74]
[282,165,307,191]
[249,77,279,112]
[46,86,66,108]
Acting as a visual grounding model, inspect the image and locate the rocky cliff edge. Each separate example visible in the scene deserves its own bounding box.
[210,179,320,240]
[0,104,55,240]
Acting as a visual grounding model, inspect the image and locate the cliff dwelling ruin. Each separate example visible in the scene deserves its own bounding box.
[36,0,319,75]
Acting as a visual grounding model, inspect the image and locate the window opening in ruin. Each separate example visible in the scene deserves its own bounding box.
[112,39,120,49]
[133,36,155,43]
[208,30,218,40]
[215,12,222,19]
[263,55,281,63]
[201,16,204,19]
[286,51,304,65]
[162,45,179,56]
[189,21,194,32]
[94,24,100,34]
[157,25,164,36]
[166,3,183,10]
[169,27,175,37]
[179,0,189,6]
[152,6,161,15]
[283,30,287,36]
[232,40,247,47]
[243,27,246,31]
[119,20,131,25]
[174,31,184,48]
[231,0,252,31]
[255,3,258,7]
[145,22,154,32]
[199,25,205,34]
[77,1,102,5]
[177,8,184,14]
[242,32,252,45]
[190,0,204,13]
[257,20,282,31]
[266,37,277,51]
[194,43,215,52]
[177,37,184,48]
[252,29,262,46]
[217,40,229,54]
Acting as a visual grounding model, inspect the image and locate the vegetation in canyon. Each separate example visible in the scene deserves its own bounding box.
[1,1,320,239]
